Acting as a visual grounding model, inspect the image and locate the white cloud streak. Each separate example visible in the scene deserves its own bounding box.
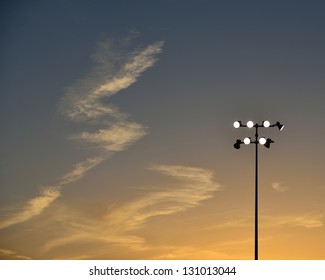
[106,165,220,232]
[41,165,221,256]
[263,213,323,228]
[63,40,164,122]
[59,156,106,185]
[206,211,323,230]
[272,182,289,192]
[0,187,60,230]
[0,248,32,260]
[0,37,164,230]
[77,122,147,152]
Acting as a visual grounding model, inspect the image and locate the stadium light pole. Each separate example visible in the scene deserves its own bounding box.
[233,120,284,260]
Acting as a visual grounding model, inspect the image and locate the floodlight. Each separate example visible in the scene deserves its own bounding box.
[263,120,270,128]
[264,138,274,148]
[259,137,266,145]
[234,139,241,149]
[233,121,241,128]
[275,121,284,131]
[247,121,254,128]
[244,137,251,145]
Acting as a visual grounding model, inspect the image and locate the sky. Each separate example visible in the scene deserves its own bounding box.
[0,0,324,260]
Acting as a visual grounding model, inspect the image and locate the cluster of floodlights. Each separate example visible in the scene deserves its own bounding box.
[233,120,284,149]
[233,119,284,260]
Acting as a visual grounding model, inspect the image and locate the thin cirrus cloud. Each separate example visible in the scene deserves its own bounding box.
[263,213,323,228]
[0,37,164,230]
[205,211,323,230]
[0,157,106,230]
[59,156,106,185]
[0,187,60,230]
[106,165,221,232]
[62,40,164,122]
[41,164,221,257]
[272,182,289,192]
[76,122,147,153]
[0,248,32,260]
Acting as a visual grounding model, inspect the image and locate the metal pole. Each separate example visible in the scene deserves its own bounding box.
[255,125,258,260]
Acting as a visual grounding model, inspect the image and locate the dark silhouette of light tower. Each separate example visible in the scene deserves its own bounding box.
[233,120,284,260]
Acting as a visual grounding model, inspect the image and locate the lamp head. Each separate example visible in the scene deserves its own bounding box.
[247,120,254,128]
[233,121,241,128]
[234,139,242,149]
[276,121,284,131]
[264,138,274,148]
[243,137,251,145]
[259,137,267,145]
[263,120,270,128]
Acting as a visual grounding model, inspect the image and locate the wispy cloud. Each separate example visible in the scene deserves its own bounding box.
[0,36,164,230]
[0,187,60,230]
[205,210,323,230]
[76,122,147,153]
[106,165,220,232]
[62,38,163,157]
[151,237,258,260]
[0,248,32,260]
[41,165,221,257]
[150,244,241,260]
[62,40,164,122]
[272,182,289,192]
[263,213,323,228]
[59,156,106,185]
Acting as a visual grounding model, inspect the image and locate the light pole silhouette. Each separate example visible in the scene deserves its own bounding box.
[233,120,284,260]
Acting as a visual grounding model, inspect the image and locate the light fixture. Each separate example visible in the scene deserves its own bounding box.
[233,121,241,128]
[259,137,266,145]
[263,120,270,128]
[275,121,284,131]
[247,120,254,128]
[244,137,251,145]
[234,139,242,149]
[264,138,274,148]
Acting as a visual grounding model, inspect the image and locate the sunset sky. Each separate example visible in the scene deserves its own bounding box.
[1,0,324,260]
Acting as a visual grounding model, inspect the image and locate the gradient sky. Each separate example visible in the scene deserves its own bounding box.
[1,0,325,260]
